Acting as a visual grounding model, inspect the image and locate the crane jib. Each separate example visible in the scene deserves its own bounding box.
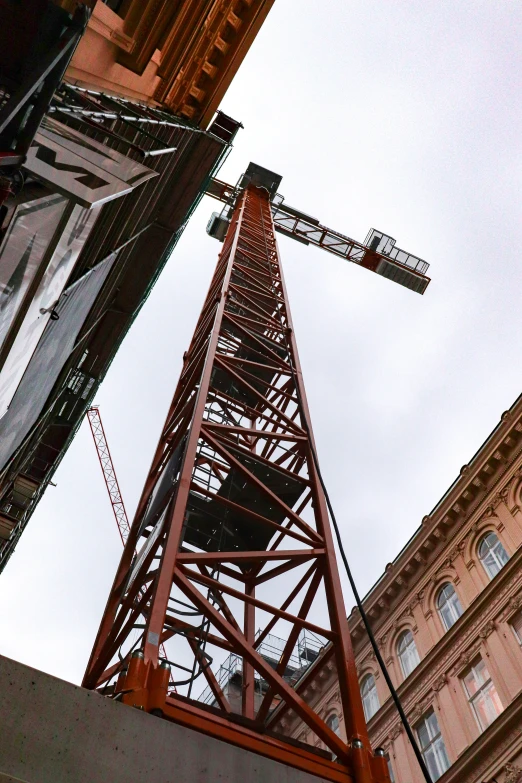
[205,165,431,295]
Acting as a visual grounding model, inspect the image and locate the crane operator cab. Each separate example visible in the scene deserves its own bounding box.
[363,229,430,294]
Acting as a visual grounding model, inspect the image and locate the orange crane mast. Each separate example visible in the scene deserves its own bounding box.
[83,164,432,783]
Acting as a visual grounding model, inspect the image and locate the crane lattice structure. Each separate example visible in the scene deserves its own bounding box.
[86,405,173,678]
[86,407,130,546]
[206,164,430,295]
[84,164,430,783]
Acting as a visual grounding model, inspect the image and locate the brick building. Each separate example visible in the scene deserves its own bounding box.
[270,392,522,783]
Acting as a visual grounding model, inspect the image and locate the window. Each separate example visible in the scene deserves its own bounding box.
[511,610,522,644]
[462,658,503,730]
[397,630,420,677]
[437,583,463,630]
[326,713,340,736]
[385,753,395,783]
[361,674,380,721]
[415,710,450,781]
[478,532,509,579]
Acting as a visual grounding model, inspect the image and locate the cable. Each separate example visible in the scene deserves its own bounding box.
[288,354,433,782]
[306,438,433,783]
[284,340,433,781]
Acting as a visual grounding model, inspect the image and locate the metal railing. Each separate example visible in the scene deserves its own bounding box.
[198,628,324,707]
[364,229,429,275]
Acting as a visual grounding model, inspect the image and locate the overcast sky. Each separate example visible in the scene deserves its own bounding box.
[1,1,521,687]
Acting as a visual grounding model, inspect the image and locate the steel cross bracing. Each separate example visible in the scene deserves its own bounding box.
[84,185,389,783]
[86,407,130,546]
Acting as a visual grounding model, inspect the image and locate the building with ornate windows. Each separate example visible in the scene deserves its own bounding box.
[269,391,522,783]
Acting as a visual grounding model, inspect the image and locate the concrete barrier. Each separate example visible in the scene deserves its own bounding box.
[0,654,329,783]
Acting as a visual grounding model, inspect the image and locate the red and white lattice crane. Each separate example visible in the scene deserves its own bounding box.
[86,405,172,680]
[86,407,130,546]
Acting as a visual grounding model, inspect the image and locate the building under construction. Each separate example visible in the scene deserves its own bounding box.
[0,0,274,572]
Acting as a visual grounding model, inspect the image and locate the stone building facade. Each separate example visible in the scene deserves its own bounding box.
[60,0,275,127]
[270,392,522,783]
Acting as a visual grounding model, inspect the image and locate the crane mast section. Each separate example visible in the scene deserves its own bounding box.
[83,184,389,783]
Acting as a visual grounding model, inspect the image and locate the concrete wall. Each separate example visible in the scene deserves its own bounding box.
[0,654,329,783]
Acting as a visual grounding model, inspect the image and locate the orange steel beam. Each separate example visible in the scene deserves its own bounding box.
[83,185,389,783]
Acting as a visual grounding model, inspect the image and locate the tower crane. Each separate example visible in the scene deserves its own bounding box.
[86,405,171,681]
[86,407,130,546]
[83,163,431,783]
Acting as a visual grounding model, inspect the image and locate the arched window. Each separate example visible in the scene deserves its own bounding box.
[361,674,380,721]
[437,583,463,630]
[478,532,509,579]
[397,630,420,677]
[326,713,340,736]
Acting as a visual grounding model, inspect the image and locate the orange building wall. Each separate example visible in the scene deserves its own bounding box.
[60,0,275,127]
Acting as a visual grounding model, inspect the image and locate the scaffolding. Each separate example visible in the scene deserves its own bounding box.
[198,629,324,711]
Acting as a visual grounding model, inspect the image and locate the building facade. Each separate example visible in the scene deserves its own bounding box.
[270,393,522,783]
[62,0,274,127]
[0,0,275,572]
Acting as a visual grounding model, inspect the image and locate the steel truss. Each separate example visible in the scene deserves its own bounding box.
[86,407,130,546]
[84,185,388,783]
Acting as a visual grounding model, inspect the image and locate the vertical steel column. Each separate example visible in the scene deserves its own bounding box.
[83,185,389,783]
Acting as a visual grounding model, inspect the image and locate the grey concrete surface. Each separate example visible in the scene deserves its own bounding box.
[0,655,330,783]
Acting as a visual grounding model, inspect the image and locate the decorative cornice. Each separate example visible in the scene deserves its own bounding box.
[505,763,522,783]
[351,459,522,654]
[479,619,496,639]
[432,673,447,692]
[501,592,522,622]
